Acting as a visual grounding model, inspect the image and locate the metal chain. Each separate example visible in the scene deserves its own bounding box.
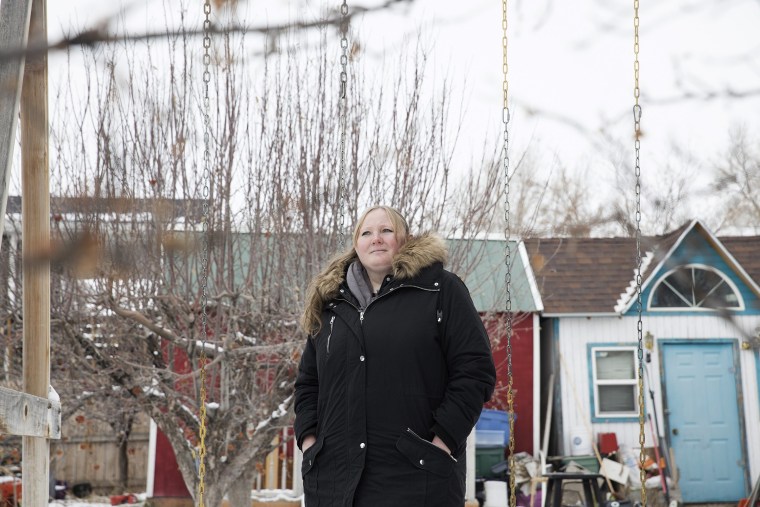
[633,0,646,504]
[337,0,349,249]
[501,1,515,506]
[198,1,211,505]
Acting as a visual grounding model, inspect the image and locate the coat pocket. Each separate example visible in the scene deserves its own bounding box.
[395,428,456,478]
[301,436,324,476]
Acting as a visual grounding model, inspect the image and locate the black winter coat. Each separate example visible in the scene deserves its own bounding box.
[294,234,496,507]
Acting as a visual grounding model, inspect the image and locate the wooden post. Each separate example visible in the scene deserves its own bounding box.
[21,0,50,506]
[0,0,33,237]
[465,430,476,502]
[265,435,280,490]
[291,446,303,497]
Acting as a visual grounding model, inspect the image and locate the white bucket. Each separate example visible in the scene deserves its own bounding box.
[570,425,592,455]
[483,480,508,507]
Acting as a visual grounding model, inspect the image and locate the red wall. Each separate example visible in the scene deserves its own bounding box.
[153,429,191,497]
[152,341,208,498]
[483,312,535,454]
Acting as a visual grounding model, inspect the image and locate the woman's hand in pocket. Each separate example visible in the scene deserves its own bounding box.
[431,435,451,455]
[302,434,317,452]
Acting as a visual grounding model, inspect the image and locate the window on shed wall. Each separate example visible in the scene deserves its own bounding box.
[591,346,638,418]
[649,264,743,311]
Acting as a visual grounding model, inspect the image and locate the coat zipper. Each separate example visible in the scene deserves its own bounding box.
[340,284,440,326]
[327,315,335,353]
[406,427,457,462]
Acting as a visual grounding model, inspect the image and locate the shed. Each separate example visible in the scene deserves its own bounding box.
[525,220,760,503]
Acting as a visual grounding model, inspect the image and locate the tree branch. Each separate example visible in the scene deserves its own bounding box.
[0,0,415,63]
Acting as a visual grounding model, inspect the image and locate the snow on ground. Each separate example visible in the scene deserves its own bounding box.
[49,492,147,507]
[48,491,305,506]
[50,502,114,507]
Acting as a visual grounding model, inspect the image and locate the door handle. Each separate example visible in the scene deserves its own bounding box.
[672,428,679,435]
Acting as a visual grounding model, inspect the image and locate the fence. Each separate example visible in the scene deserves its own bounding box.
[50,412,150,492]
[43,414,298,496]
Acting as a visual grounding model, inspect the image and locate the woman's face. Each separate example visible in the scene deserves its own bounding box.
[355,208,403,278]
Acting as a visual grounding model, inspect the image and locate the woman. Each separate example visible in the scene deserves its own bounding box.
[294,206,496,507]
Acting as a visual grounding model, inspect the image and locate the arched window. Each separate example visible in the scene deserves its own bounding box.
[649,264,743,310]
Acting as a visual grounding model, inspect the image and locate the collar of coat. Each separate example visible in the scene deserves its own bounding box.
[312,232,448,307]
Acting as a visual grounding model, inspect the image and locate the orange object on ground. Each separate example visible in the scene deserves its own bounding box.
[0,477,22,507]
[110,494,138,505]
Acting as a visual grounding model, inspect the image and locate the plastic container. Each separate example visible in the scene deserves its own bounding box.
[475,408,510,431]
[561,455,600,473]
[483,480,508,507]
[476,446,505,478]
[475,429,506,448]
[598,432,619,454]
[475,408,514,446]
[570,426,592,455]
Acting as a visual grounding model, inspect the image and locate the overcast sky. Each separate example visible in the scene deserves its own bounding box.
[42,0,760,225]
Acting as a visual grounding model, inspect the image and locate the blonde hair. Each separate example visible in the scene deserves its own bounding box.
[299,206,410,335]
[299,248,356,336]
[352,206,410,247]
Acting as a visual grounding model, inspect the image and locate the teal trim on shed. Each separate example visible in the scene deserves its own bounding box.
[756,349,760,411]
[586,342,640,423]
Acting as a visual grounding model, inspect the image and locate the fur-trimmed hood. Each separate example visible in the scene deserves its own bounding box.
[300,233,448,334]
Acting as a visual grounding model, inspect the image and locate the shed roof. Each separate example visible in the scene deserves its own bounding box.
[524,220,760,315]
[448,238,543,313]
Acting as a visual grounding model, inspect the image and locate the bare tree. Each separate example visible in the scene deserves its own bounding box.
[0,0,421,63]
[5,14,499,507]
[711,127,760,233]
[461,139,620,238]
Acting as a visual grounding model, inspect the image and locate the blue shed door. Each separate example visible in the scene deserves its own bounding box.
[662,342,746,503]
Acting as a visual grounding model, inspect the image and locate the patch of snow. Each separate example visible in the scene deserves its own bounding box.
[250,489,303,502]
[255,395,295,432]
[614,250,655,313]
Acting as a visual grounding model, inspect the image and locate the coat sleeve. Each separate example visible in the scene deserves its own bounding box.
[430,273,496,452]
[294,335,319,450]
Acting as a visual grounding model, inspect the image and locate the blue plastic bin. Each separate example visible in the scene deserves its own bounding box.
[475,408,514,446]
[475,429,505,447]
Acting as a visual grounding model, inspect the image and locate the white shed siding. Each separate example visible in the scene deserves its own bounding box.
[557,315,760,480]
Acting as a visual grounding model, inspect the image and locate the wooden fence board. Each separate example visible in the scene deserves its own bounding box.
[0,385,60,438]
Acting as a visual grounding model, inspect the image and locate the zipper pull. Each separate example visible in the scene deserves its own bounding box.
[327,315,335,353]
[359,310,364,324]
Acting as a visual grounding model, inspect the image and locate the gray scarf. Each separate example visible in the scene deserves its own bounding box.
[346,261,377,309]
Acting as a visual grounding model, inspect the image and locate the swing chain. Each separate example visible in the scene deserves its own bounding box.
[198,0,212,505]
[337,0,349,249]
[633,0,647,504]
[502,1,516,506]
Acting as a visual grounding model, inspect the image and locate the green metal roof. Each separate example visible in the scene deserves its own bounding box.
[163,232,542,314]
[447,238,542,313]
